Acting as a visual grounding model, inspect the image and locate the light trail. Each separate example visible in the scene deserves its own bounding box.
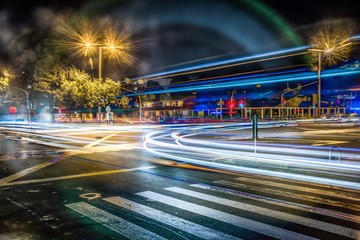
[167,64,307,87]
[127,67,360,96]
[130,34,360,84]
[134,52,307,83]
[143,124,360,190]
[3,123,359,190]
[130,46,310,81]
[173,131,360,162]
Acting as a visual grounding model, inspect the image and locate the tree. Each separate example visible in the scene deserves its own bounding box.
[0,65,11,92]
[56,67,93,109]
[33,52,64,94]
[57,70,122,110]
[96,78,122,106]
[0,76,9,92]
[33,51,65,121]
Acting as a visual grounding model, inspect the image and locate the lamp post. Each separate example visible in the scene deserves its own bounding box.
[8,86,31,127]
[317,52,321,118]
[120,86,142,124]
[85,43,120,80]
[309,30,352,118]
[99,46,103,80]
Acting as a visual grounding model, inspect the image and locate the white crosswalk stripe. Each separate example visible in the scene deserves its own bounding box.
[190,183,360,223]
[136,191,317,240]
[234,176,360,203]
[66,179,360,240]
[165,186,360,239]
[104,196,240,240]
[66,202,166,240]
[216,180,360,211]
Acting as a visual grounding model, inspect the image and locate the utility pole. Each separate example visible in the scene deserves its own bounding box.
[317,52,322,118]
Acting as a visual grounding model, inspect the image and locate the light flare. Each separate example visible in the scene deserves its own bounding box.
[309,23,353,67]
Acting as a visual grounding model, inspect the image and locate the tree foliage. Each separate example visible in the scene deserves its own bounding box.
[33,52,64,95]
[33,52,122,110]
[0,77,9,92]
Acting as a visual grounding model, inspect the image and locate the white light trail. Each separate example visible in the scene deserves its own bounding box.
[143,124,360,190]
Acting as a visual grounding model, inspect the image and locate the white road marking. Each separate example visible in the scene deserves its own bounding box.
[0,155,66,184]
[84,132,118,147]
[66,202,166,240]
[1,131,139,186]
[166,187,360,239]
[191,183,360,223]
[136,191,317,240]
[104,196,240,240]
[215,180,360,211]
[234,176,360,202]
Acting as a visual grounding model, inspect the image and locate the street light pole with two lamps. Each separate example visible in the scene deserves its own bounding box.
[84,41,127,80]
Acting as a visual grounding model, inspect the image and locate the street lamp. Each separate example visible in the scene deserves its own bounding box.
[57,17,134,81]
[309,28,352,118]
[2,70,31,127]
[8,86,31,127]
[84,43,112,80]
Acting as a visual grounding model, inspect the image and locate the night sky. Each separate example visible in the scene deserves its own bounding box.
[1,0,359,26]
[1,0,360,78]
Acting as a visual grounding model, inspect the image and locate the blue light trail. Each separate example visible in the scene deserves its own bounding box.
[126,68,360,96]
[130,46,310,81]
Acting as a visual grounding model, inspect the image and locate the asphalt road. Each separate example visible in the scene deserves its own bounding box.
[0,122,359,239]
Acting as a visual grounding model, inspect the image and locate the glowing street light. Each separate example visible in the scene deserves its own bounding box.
[308,25,352,117]
[56,17,134,80]
[82,40,133,80]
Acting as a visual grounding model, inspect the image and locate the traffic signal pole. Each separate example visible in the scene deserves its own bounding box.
[252,114,258,153]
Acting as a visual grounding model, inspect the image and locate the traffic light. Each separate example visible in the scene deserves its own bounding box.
[9,106,17,114]
[226,99,236,114]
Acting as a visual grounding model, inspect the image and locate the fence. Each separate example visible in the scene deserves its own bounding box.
[0,106,348,124]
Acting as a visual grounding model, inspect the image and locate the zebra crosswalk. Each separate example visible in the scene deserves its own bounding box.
[103,196,239,240]
[66,177,360,239]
